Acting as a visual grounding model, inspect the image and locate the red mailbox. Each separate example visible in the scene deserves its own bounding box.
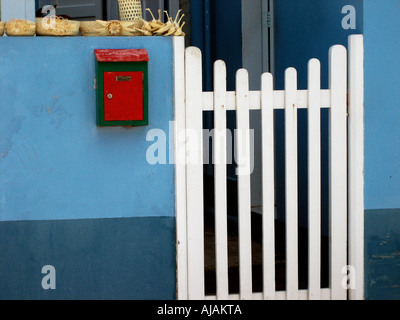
[95,49,149,127]
[103,71,143,121]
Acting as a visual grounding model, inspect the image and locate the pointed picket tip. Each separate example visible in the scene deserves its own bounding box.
[348,34,363,45]
[329,44,347,91]
[285,67,297,77]
[285,67,297,91]
[185,46,202,59]
[308,58,321,70]
[236,69,250,95]
[185,46,203,91]
[329,44,347,61]
[261,72,273,85]
[261,73,274,117]
[236,68,249,81]
[214,60,227,81]
[308,59,321,90]
[214,59,226,69]
[261,73,274,98]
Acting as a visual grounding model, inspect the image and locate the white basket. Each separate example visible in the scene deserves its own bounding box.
[118,0,142,22]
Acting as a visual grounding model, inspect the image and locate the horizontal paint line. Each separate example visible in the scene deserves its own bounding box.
[0,215,175,224]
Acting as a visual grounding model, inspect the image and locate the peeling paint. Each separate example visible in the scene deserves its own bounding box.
[32,96,71,128]
[379,235,390,246]
[0,116,25,162]
[372,251,400,260]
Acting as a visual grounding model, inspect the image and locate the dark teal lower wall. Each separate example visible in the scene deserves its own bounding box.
[365,209,400,300]
[3,209,400,300]
[0,217,176,300]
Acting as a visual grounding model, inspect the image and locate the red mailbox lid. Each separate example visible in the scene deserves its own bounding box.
[95,49,149,62]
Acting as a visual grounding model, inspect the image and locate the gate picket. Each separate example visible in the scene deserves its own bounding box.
[236,69,253,300]
[329,45,348,300]
[307,58,322,300]
[260,72,276,300]
[284,67,299,300]
[213,60,229,300]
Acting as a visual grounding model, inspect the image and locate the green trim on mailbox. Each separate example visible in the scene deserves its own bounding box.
[96,61,149,127]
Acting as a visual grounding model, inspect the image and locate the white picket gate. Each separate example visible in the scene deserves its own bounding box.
[173,34,364,300]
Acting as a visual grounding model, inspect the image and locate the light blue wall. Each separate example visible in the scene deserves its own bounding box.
[364,0,400,210]
[0,37,175,222]
[363,0,400,300]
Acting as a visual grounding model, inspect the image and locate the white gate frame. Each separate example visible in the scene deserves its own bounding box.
[173,34,364,300]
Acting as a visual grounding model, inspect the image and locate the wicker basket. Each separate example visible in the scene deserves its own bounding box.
[36,17,80,36]
[0,22,4,36]
[5,19,36,36]
[80,20,143,36]
[80,21,107,36]
[118,0,142,22]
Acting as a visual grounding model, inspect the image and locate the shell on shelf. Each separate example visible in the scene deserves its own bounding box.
[134,9,185,36]
[80,20,144,36]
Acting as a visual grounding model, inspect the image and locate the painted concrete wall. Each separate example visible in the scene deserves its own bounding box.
[0,37,175,222]
[0,217,176,300]
[0,37,176,299]
[363,0,400,211]
[365,209,400,300]
[273,0,363,233]
[363,0,400,300]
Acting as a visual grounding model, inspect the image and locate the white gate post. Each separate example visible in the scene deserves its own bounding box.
[173,37,188,300]
[185,46,205,300]
[348,34,365,300]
